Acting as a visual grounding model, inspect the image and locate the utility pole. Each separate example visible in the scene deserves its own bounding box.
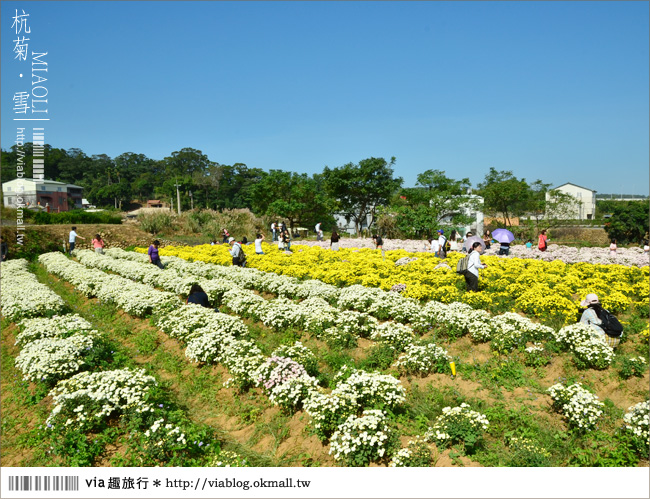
[189,191,193,210]
[174,179,181,215]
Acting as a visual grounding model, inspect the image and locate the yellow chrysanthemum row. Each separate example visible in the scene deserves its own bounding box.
[136,243,649,322]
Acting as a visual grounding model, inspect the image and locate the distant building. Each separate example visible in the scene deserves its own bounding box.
[438,194,484,236]
[333,212,373,235]
[2,178,83,212]
[147,199,164,208]
[548,183,596,220]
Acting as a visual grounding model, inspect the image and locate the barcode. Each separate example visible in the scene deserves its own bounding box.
[8,476,79,491]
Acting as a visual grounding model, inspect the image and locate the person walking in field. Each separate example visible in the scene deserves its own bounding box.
[483,230,492,250]
[68,226,85,254]
[538,230,548,251]
[148,240,164,269]
[609,239,617,256]
[92,234,105,254]
[222,228,230,243]
[465,241,488,292]
[449,230,460,252]
[436,229,447,258]
[282,229,292,251]
[330,230,340,251]
[229,237,246,267]
[425,236,440,255]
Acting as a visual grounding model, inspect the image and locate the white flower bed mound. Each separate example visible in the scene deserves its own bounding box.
[268,374,320,411]
[547,382,604,430]
[332,367,406,410]
[393,342,451,375]
[414,301,491,335]
[552,323,614,369]
[424,403,490,449]
[329,409,398,466]
[370,322,415,352]
[15,334,94,383]
[220,339,265,388]
[622,400,649,448]
[157,304,248,343]
[1,259,66,321]
[46,368,157,431]
[16,314,97,347]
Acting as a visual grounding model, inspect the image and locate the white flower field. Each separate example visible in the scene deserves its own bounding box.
[1,247,648,468]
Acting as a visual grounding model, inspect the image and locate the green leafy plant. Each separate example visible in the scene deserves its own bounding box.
[618,357,648,380]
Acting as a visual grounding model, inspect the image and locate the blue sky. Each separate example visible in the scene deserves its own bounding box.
[2,1,648,194]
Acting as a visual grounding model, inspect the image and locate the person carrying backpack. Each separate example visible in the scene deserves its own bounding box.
[229,237,246,267]
[436,229,448,258]
[579,293,623,348]
[458,241,487,292]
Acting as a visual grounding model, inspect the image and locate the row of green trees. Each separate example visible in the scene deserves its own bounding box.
[2,144,647,242]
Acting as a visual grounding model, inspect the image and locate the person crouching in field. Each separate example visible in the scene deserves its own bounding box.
[148,240,164,269]
[186,284,211,308]
[465,242,487,292]
[579,293,622,349]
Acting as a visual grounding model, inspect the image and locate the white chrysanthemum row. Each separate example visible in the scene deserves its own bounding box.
[16,313,97,347]
[39,252,180,317]
[62,251,414,465]
[46,368,157,430]
[332,366,406,409]
[76,250,198,295]
[105,248,553,361]
[15,333,95,383]
[97,250,450,373]
[156,303,248,343]
[1,259,66,321]
[547,383,604,430]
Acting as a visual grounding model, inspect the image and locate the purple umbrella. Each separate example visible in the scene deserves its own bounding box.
[463,235,486,251]
[492,228,515,244]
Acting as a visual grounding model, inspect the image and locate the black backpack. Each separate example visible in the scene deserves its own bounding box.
[599,308,623,337]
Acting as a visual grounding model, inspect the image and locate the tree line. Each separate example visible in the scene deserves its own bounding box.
[2,144,646,242]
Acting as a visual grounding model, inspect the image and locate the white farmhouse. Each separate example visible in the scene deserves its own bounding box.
[547,183,597,220]
[438,194,484,236]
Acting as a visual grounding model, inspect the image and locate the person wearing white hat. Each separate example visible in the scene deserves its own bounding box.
[579,293,621,348]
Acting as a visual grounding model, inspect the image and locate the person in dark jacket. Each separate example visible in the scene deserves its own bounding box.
[1,235,8,261]
[186,284,211,308]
